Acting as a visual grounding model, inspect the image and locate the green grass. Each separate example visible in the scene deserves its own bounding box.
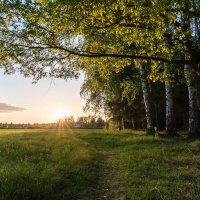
[0,129,199,200]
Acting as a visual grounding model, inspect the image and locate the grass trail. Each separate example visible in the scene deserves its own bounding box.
[77,131,123,200]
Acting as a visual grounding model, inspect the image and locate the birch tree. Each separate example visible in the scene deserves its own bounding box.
[0,0,199,136]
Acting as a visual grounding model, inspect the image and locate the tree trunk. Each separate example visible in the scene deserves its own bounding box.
[104,121,108,129]
[184,63,199,138]
[121,117,125,130]
[154,103,159,129]
[197,86,200,112]
[139,64,155,135]
[118,118,122,130]
[131,118,136,129]
[164,65,176,136]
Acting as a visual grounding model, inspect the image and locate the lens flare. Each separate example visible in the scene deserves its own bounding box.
[51,109,68,121]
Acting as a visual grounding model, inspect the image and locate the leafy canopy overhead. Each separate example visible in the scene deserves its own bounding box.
[0,0,199,80]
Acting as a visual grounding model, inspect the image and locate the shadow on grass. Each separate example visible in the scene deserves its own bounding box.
[78,131,189,150]
[78,130,200,200]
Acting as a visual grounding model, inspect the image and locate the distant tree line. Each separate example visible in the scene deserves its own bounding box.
[0,115,105,129]
[54,115,105,129]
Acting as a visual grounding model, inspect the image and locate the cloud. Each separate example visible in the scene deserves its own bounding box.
[0,102,26,113]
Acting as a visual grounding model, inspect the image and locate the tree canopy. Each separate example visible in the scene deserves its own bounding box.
[1,0,199,80]
[0,0,199,137]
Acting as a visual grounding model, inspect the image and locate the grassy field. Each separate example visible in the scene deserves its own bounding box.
[0,129,199,200]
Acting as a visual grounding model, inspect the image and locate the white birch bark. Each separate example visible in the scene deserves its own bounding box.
[139,64,155,135]
[164,65,176,135]
[184,63,199,138]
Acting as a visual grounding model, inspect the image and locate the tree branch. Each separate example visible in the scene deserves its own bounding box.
[12,43,191,64]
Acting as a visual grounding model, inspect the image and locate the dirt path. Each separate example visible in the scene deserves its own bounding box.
[76,134,124,200]
[81,152,123,200]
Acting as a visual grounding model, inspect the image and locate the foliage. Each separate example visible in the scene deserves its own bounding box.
[81,65,145,128]
[1,0,199,81]
[75,115,105,128]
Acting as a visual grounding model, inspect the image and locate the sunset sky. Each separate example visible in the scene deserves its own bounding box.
[0,69,85,123]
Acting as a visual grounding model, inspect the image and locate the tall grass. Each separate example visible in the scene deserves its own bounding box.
[0,129,102,200]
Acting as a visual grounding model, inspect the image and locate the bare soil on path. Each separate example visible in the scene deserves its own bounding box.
[76,134,124,200]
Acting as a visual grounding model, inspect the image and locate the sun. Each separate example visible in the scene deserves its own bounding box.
[50,109,68,121]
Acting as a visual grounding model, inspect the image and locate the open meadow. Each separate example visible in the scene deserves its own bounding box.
[1,1,200,199]
[0,129,200,200]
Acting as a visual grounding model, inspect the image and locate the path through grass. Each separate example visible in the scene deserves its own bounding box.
[0,129,200,200]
